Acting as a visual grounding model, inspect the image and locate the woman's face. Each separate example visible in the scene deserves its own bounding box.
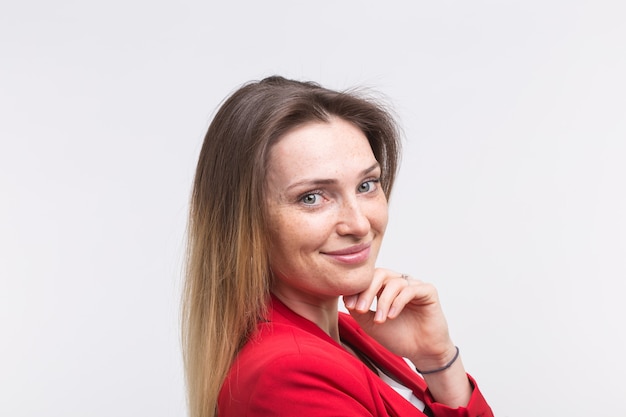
[265,117,388,305]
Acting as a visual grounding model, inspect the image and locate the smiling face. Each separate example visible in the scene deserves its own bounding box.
[265,117,389,306]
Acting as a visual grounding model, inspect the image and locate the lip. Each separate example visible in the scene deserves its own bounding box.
[322,242,372,264]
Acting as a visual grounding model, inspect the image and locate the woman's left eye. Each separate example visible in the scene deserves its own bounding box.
[358,179,379,193]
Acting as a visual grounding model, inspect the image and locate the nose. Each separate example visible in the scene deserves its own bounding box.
[336,197,370,238]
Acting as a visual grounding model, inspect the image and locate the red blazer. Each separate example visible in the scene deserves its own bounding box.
[218,296,493,417]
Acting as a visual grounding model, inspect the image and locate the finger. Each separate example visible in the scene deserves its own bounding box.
[373,276,410,323]
[352,268,389,313]
[342,294,357,310]
[388,281,438,319]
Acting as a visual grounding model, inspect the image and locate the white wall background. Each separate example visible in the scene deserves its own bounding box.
[1,1,625,416]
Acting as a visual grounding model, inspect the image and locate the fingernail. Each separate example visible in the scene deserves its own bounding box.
[356,299,368,311]
[375,309,385,323]
[344,295,356,309]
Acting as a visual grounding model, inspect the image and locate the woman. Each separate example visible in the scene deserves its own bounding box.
[182,76,493,417]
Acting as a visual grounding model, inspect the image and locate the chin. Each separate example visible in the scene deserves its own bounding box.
[339,275,373,296]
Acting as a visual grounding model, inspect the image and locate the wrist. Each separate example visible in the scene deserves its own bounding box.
[412,345,460,375]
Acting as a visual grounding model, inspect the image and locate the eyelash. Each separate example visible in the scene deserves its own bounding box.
[298,190,324,206]
[359,178,381,193]
[297,178,381,206]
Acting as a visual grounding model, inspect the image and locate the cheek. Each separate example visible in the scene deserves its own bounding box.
[268,211,334,254]
[369,196,389,232]
[266,212,304,250]
[379,208,389,231]
[288,217,328,247]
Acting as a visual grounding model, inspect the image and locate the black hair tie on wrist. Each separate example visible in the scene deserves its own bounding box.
[416,346,460,375]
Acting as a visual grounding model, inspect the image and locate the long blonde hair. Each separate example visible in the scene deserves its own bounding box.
[182,76,401,417]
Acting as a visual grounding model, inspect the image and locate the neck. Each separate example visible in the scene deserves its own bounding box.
[271,289,341,342]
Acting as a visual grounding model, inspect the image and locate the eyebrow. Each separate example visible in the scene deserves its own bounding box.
[285,162,381,192]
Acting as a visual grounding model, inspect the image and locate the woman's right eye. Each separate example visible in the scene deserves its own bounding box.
[300,193,321,205]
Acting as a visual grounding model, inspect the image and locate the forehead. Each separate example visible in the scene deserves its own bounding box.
[267,118,375,175]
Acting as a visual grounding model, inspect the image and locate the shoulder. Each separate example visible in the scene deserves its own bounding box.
[218,321,380,416]
[233,320,365,379]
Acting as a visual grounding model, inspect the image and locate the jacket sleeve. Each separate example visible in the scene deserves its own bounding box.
[423,375,494,417]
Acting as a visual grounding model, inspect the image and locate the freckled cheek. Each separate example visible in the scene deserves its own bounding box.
[366,197,389,234]
[293,219,330,248]
[266,213,323,254]
[284,217,336,258]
